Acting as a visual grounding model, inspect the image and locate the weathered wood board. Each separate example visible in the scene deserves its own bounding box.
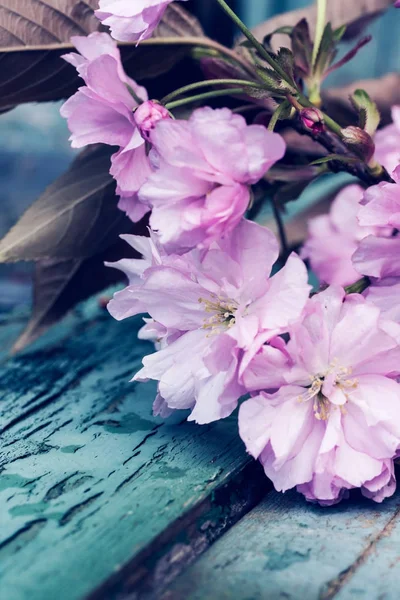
[0,300,267,600]
[164,488,400,599]
[2,298,400,600]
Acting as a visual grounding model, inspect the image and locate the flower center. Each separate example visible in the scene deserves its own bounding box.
[298,360,359,420]
[199,295,238,335]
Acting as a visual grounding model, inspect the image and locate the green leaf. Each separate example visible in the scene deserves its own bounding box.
[323,73,400,127]
[276,48,296,84]
[310,154,359,166]
[350,88,381,136]
[333,25,347,41]
[313,23,337,78]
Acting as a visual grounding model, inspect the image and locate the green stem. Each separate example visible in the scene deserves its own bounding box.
[345,277,370,295]
[214,0,292,85]
[165,88,245,110]
[162,79,266,105]
[268,100,291,131]
[312,0,327,66]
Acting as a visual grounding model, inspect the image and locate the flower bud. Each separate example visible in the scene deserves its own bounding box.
[341,126,375,163]
[300,107,324,134]
[134,100,171,141]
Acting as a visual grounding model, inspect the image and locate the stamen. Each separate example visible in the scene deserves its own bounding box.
[199,296,239,334]
[299,360,358,421]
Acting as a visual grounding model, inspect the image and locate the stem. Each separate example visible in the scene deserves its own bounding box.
[214,0,292,85]
[345,277,370,295]
[272,196,289,258]
[312,0,327,66]
[165,88,245,110]
[161,79,266,105]
[268,101,291,131]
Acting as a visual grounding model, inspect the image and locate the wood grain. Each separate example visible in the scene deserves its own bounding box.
[164,489,400,600]
[0,297,268,600]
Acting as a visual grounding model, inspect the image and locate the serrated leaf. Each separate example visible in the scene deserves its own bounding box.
[291,19,313,76]
[276,47,295,83]
[0,2,206,110]
[350,88,381,136]
[323,73,400,127]
[0,145,131,262]
[247,0,393,52]
[313,23,337,78]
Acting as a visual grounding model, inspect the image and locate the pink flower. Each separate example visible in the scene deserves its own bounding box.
[134,100,171,141]
[364,278,400,325]
[60,32,151,222]
[239,286,400,505]
[353,167,399,278]
[139,107,286,253]
[301,185,381,286]
[96,0,187,43]
[374,106,400,174]
[108,219,310,423]
[358,166,400,229]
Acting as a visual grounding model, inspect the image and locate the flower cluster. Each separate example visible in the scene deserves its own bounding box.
[60,0,400,507]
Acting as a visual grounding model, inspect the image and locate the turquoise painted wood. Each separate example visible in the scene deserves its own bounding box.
[164,489,400,599]
[0,298,266,600]
[2,297,400,600]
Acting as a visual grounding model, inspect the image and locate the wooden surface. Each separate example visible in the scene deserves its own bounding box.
[1,296,400,600]
[0,298,267,600]
[164,489,400,600]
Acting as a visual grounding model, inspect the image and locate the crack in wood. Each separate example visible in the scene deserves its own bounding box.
[0,365,95,435]
[59,493,104,527]
[320,503,400,600]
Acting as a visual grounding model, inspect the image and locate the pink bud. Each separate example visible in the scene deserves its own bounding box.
[300,107,324,134]
[395,1,400,7]
[134,101,171,141]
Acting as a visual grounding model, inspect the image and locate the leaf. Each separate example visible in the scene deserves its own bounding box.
[263,26,293,50]
[0,2,206,110]
[11,235,143,353]
[323,73,400,127]
[310,154,359,166]
[350,89,381,136]
[313,23,337,79]
[0,145,131,262]
[245,0,393,52]
[276,48,295,84]
[290,19,313,76]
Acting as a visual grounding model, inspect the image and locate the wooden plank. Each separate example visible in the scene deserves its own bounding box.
[163,488,400,600]
[0,299,268,600]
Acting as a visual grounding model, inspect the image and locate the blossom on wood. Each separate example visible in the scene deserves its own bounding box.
[239,286,400,505]
[108,219,310,424]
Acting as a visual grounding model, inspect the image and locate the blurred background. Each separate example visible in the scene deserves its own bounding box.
[1,0,399,309]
